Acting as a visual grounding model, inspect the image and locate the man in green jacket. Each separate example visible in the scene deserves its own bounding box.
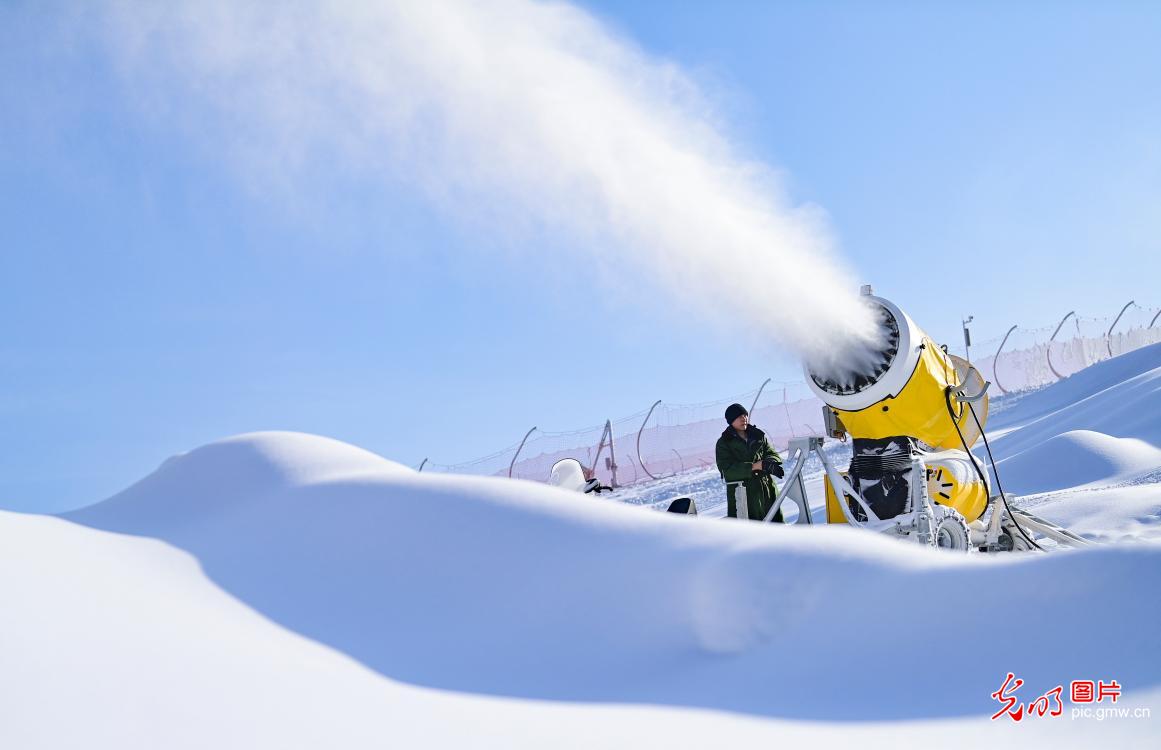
[715,403,785,521]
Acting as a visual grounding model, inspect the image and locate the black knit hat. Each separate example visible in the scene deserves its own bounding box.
[724,403,748,424]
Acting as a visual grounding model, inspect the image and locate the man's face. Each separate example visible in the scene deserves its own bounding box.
[731,413,749,431]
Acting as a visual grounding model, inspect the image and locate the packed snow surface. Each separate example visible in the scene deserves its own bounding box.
[3,345,1161,748]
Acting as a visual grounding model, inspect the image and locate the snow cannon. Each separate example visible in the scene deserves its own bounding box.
[730,287,1090,552]
[803,291,992,533]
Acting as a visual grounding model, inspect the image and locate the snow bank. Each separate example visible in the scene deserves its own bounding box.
[974,343,1161,542]
[986,342,1161,463]
[994,430,1161,494]
[4,347,1161,747]
[11,508,1155,749]
[53,432,1160,724]
[72,431,412,531]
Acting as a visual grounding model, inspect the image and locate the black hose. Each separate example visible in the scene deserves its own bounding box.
[967,401,1042,551]
[943,387,991,492]
[942,387,1042,551]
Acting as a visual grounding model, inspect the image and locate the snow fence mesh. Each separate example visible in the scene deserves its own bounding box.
[972,303,1161,395]
[423,303,1161,486]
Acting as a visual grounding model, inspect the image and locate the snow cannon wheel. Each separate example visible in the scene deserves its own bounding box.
[934,506,971,552]
[1001,522,1040,552]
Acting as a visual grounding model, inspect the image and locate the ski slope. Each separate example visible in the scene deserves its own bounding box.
[2,345,1161,748]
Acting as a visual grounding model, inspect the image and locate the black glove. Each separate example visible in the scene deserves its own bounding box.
[762,456,784,478]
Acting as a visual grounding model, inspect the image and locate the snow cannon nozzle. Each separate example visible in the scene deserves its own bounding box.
[802,294,991,454]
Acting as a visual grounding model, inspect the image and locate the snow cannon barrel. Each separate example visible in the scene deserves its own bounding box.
[804,293,989,452]
[806,293,992,524]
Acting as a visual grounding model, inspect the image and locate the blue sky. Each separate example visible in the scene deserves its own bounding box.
[2,1,1159,512]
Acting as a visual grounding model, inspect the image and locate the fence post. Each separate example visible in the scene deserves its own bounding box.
[1106,300,1135,358]
[608,421,618,488]
[591,419,617,487]
[993,325,1019,394]
[1046,311,1075,381]
[637,400,664,481]
[508,426,537,479]
[782,387,796,438]
[749,378,771,414]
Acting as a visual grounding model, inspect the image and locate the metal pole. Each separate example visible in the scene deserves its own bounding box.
[507,426,537,479]
[782,387,796,438]
[671,449,685,473]
[636,400,664,480]
[590,420,612,482]
[749,378,771,415]
[607,420,618,488]
[1151,309,1161,328]
[623,454,639,484]
[1106,300,1135,358]
[993,325,1019,395]
[1045,311,1075,381]
[962,315,974,362]
[417,458,428,473]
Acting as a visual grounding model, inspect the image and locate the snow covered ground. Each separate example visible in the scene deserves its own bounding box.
[2,345,1160,748]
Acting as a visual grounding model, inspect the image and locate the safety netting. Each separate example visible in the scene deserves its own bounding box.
[423,302,1160,485]
[973,303,1161,394]
[631,381,823,482]
[424,382,826,487]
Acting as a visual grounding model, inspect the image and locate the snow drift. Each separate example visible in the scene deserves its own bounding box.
[9,503,1149,749]
[986,342,1161,466]
[992,430,1161,495]
[4,346,1161,747]
[58,432,1161,722]
[974,342,1161,544]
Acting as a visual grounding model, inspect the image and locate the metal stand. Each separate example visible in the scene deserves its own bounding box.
[763,440,814,524]
[772,437,1091,552]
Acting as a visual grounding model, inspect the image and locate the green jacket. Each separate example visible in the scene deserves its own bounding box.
[715,425,783,521]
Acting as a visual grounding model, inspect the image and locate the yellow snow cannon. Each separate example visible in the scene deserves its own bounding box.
[804,291,991,528]
[733,286,1091,552]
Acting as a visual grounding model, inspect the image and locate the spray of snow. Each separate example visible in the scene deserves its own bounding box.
[92,0,881,370]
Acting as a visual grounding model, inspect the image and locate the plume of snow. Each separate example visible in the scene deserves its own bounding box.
[96,0,881,371]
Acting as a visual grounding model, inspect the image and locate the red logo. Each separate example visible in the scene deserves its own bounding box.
[1097,679,1121,703]
[991,673,1121,722]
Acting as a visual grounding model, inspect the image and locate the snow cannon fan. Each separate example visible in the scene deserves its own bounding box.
[803,289,991,533]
